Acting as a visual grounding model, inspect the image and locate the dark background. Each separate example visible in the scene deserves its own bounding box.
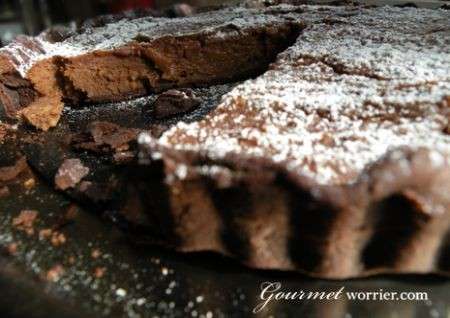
[1,0,448,46]
[0,0,233,45]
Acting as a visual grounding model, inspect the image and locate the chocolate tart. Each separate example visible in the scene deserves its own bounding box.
[130,4,450,279]
[1,3,449,279]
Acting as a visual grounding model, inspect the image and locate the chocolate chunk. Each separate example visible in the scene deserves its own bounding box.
[0,73,33,88]
[153,89,201,119]
[0,84,23,115]
[0,157,28,182]
[72,121,138,154]
[0,73,38,116]
[54,159,89,190]
[89,122,137,150]
[12,210,38,236]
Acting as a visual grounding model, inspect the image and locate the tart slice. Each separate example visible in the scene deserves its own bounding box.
[0,6,302,130]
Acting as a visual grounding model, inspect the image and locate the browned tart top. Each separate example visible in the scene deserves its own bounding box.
[140,5,450,186]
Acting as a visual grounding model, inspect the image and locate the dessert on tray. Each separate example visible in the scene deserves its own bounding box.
[1,2,449,279]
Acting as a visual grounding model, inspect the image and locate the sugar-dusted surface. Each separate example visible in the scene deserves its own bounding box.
[0,6,299,77]
[158,5,450,185]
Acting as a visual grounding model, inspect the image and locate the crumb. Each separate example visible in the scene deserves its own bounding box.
[72,121,138,154]
[93,267,106,278]
[23,178,36,189]
[0,157,28,183]
[21,97,63,131]
[50,231,66,247]
[68,255,76,265]
[46,264,64,282]
[91,248,101,259]
[153,89,200,119]
[39,228,66,246]
[39,228,52,240]
[54,159,89,190]
[0,186,10,198]
[6,243,18,255]
[12,210,38,236]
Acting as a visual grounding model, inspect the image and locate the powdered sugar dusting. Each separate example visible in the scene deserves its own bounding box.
[157,5,450,185]
[0,6,296,77]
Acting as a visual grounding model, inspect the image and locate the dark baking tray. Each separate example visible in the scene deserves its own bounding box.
[0,138,449,318]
